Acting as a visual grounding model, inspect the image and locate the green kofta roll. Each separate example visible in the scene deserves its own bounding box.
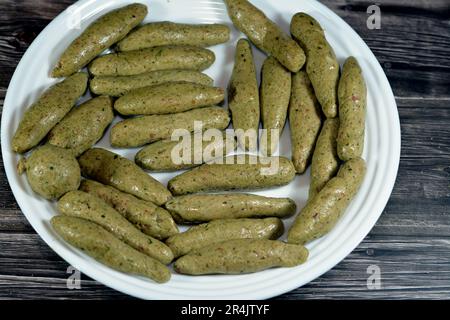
[260,56,291,156]
[90,70,214,96]
[52,3,147,77]
[78,148,172,206]
[168,155,296,195]
[47,96,114,156]
[58,191,173,264]
[51,216,170,283]
[174,239,309,275]
[290,13,339,118]
[110,106,230,148]
[135,131,236,172]
[117,22,230,51]
[288,157,366,245]
[224,0,305,72]
[228,39,260,151]
[337,57,367,161]
[165,193,296,223]
[166,218,284,257]
[23,145,80,200]
[309,118,340,199]
[12,72,88,153]
[114,82,224,115]
[79,179,178,240]
[289,70,322,174]
[89,45,216,76]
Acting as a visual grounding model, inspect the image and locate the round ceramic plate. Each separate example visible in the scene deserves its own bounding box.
[1,0,400,299]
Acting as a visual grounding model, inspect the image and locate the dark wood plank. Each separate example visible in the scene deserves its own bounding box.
[278,241,450,300]
[320,0,450,98]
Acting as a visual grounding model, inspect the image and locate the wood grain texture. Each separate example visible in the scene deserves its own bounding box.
[0,0,449,300]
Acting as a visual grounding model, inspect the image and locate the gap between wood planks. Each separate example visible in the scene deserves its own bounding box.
[395,97,450,101]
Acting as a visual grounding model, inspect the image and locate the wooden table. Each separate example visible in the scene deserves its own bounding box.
[0,0,449,299]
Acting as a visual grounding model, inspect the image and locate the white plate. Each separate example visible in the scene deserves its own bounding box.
[1,0,400,299]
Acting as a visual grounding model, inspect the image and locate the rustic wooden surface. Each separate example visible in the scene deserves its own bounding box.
[0,0,449,300]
